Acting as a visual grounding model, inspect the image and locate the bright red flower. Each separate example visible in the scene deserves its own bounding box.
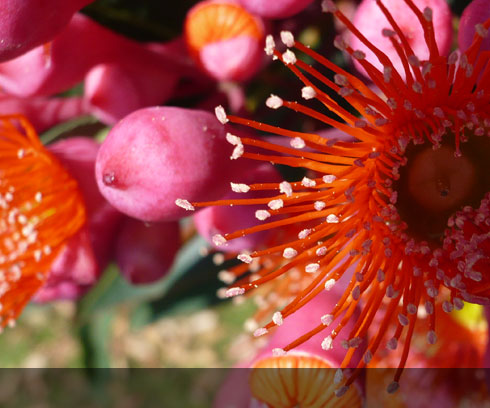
[179,0,490,394]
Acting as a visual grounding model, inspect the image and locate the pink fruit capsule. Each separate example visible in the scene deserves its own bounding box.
[185,0,265,82]
[115,217,181,285]
[349,0,452,80]
[0,13,181,98]
[96,106,234,222]
[459,0,490,52]
[84,62,179,125]
[0,0,93,62]
[238,0,314,19]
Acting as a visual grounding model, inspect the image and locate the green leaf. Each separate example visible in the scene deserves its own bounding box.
[78,308,114,369]
[40,115,99,145]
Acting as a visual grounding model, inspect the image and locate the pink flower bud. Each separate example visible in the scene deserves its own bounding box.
[459,0,490,52]
[0,13,182,97]
[194,163,282,252]
[0,14,111,97]
[0,92,88,132]
[96,106,234,222]
[0,0,93,62]
[84,62,179,124]
[115,217,181,285]
[238,0,314,19]
[350,0,452,80]
[185,0,265,81]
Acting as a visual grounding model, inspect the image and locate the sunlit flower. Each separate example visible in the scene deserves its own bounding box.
[0,115,85,325]
[179,0,490,394]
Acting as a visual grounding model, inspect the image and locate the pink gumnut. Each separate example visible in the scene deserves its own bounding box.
[459,0,490,52]
[0,13,182,98]
[350,0,452,80]
[95,106,234,222]
[185,0,265,82]
[0,0,93,62]
[0,92,88,132]
[84,38,190,125]
[0,13,112,97]
[115,217,181,285]
[238,0,314,19]
[194,162,282,252]
[84,62,179,125]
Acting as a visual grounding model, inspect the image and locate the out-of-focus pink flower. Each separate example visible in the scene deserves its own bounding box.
[459,0,490,52]
[0,0,93,62]
[96,106,234,222]
[238,0,314,19]
[185,0,265,82]
[349,0,452,80]
[115,217,181,285]
[0,92,88,132]
[194,162,282,252]
[35,137,121,302]
[0,13,183,98]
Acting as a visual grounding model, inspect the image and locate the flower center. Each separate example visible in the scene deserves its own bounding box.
[395,134,490,245]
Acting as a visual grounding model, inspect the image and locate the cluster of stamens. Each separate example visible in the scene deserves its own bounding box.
[177,0,490,395]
